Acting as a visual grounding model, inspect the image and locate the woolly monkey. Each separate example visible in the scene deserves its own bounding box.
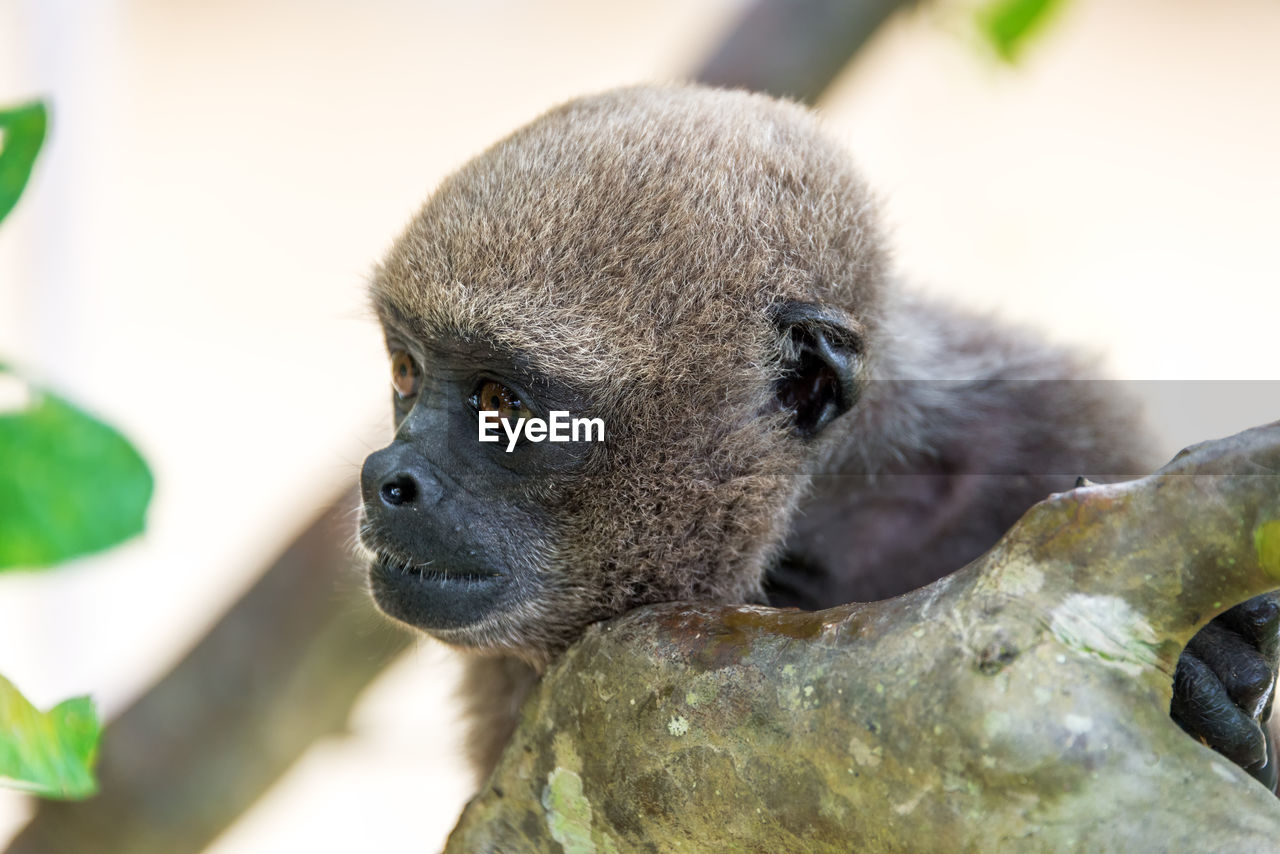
[358,85,1279,790]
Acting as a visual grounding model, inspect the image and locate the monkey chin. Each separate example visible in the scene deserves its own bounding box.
[366,552,518,635]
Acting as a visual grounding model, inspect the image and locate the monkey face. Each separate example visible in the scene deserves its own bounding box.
[360,86,880,663]
[358,327,597,655]
[358,304,865,664]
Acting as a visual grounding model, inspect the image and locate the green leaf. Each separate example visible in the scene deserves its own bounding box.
[0,368,153,570]
[977,0,1066,63]
[0,674,100,799]
[0,101,47,225]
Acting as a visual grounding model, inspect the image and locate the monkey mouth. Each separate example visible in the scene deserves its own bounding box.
[375,552,498,582]
[368,552,513,632]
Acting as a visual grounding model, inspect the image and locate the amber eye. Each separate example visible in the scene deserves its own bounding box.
[470,380,533,421]
[390,350,420,398]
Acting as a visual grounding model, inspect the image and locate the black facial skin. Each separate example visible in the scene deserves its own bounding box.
[360,326,593,635]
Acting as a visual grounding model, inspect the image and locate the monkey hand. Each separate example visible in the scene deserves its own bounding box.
[1171,592,1280,792]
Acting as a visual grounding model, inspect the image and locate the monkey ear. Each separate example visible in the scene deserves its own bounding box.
[770,303,863,437]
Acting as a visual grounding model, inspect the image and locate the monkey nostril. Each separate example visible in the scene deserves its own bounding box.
[380,474,418,507]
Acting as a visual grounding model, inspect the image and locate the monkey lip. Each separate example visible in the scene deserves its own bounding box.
[369,554,512,631]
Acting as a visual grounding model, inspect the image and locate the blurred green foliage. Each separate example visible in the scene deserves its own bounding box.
[0,677,100,800]
[0,102,46,224]
[977,0,1066,62]
[0,377,154,569]
[1,98,151,800]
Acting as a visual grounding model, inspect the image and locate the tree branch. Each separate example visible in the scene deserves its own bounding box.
[694,0,919,104]
[447,422,1280,852]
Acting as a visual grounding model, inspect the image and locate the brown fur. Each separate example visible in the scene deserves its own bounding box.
[370,84,1152,781]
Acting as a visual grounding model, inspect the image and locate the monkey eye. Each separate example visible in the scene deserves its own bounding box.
[390,350,421,398]
[470,379,534,422]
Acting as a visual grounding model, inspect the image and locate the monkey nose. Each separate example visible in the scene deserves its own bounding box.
[361,446,444,509]
[380,474,417,506]
[374,468,443,509]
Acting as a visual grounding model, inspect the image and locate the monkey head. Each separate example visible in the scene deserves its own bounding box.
[358,85,885,666]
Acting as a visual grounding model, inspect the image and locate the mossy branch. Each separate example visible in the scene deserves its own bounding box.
[447,422,1280,853]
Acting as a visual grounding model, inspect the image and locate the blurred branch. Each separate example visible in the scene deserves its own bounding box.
[8,486,412,854]
[694,0,919,104]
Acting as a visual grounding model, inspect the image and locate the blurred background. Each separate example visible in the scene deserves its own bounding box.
[0,0,1277,850]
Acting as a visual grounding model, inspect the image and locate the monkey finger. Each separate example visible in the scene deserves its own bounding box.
[1216,592,1280,663]
[1186,622,1278,719]
[1254,730,1279,793]
[1171,652,1268,771]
